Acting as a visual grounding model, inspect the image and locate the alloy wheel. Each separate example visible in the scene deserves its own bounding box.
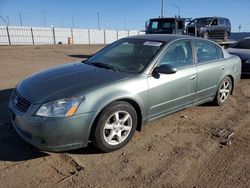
[219,80,230,102]
[103,111,132,145]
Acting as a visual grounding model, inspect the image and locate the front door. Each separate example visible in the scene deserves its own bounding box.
[147,39,197,120]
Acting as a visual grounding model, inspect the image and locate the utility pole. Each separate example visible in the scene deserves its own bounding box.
[19,12,23,26]
[161,0,164,18]
[97,12,100,30]
[123,17,127,30]
[170,4,180,17]
[41,10,46,27]
[60,16,64,28]
[6,16,9,25]
[0,14,8,25]
[71,12,75,28]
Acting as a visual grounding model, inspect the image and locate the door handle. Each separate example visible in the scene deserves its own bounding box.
[220,67,225,70]
[190,75,196,80]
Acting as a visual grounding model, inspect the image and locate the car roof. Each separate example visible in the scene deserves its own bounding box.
[126,34,198,43]
[195,17,228,20]
[149,17,189,21]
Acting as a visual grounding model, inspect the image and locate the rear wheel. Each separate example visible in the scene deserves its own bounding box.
[203,31,209,39]
[224,31,229,41]
[92,101,137,152]
[214,76,232,106]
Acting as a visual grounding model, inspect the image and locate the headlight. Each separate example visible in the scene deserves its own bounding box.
[36,96,84,117]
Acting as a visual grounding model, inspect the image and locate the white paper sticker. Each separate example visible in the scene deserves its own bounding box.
[143,41,163,47]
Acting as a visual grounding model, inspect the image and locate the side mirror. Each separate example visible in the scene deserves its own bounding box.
[153,64,177,75]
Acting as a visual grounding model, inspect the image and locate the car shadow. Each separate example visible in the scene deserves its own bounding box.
[67,143,103,155]
[241,74,250,79]
[68,54,92,59]
[0,88,49,161]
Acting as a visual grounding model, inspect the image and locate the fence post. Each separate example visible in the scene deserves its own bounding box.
[88,29,91,44]
[6,26,11,45]
[31,27,35,45]
[103,30,106,44]
[71,28,74,44]
[116,30,118,40]
[52,27,56,44]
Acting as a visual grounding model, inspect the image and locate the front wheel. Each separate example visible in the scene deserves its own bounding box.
[214,76,232,106]
[92,101,137,152]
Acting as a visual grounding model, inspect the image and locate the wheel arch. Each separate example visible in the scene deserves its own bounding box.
[89,98,143,142]
[227,75,234,94]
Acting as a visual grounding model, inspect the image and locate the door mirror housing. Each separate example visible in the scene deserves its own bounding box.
[153,64,177,74]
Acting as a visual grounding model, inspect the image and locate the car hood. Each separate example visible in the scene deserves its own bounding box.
[227,48,250,60]
[17,62,132,103]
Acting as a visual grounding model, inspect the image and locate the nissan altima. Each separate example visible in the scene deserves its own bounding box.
[9,34,241,152]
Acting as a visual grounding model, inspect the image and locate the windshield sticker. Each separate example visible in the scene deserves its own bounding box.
[143,41,162,47]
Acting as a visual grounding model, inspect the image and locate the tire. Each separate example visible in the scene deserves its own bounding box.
[213,76,232,106]
[202,31,209,39]
[224,31,229,41]
[92,101,137,152]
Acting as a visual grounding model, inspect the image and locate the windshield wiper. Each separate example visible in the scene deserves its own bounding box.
[84,61,119,72]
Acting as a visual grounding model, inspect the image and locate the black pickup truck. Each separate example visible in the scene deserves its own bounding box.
[145,17,189,35]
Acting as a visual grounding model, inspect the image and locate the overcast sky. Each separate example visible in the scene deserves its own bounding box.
[0,0,249,32]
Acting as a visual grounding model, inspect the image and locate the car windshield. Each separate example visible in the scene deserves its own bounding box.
[232,38,250,49]
[86,39,164,73]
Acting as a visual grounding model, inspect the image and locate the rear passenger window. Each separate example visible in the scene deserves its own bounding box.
[216,46,224,59]
[219,19,225,25]
[225,19,230,25]
[194,40,221,64]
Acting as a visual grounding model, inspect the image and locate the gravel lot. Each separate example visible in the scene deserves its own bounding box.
[0,45,249,188]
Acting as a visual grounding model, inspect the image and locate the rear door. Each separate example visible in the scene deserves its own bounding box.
[210,18,219,38]
[218,18,227,36]
[193,39,225,103]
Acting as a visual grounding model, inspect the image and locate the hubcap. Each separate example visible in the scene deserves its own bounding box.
[219,80,230,102]
[103,111,132,145]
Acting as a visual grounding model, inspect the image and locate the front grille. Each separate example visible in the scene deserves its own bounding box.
[13,91,31,113]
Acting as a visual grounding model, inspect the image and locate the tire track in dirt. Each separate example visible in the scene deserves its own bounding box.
[179,81,250,188]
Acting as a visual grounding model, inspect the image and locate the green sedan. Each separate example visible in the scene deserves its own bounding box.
[9,34,241,152]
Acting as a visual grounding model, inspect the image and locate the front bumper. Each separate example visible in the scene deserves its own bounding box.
[9,97,96,152]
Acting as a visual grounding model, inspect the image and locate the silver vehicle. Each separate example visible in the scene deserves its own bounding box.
[9,34,241,152]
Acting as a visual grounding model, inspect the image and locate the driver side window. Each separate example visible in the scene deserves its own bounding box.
[159,40,193,69]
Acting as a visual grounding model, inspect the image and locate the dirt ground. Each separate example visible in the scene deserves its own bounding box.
[0,45,249,188]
